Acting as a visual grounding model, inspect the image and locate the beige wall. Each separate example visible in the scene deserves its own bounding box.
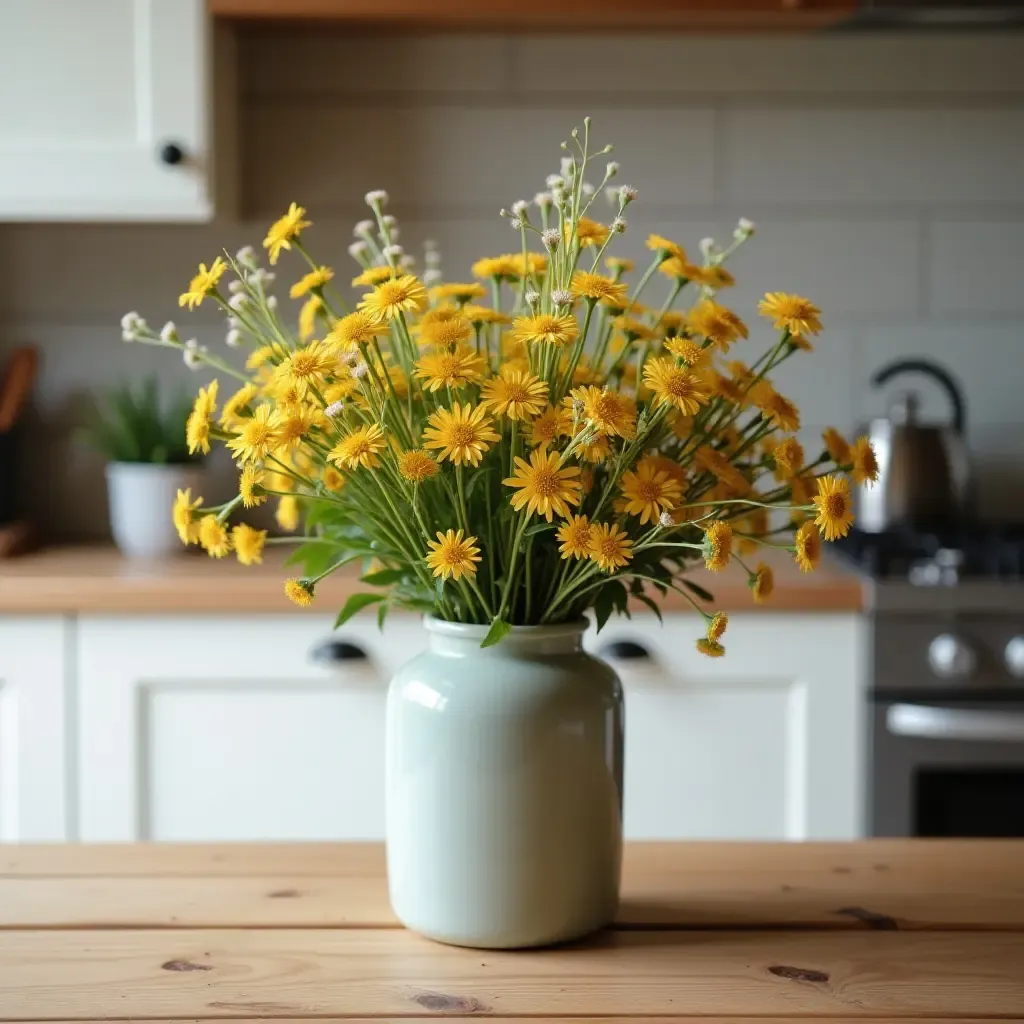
[2,29,1023,539]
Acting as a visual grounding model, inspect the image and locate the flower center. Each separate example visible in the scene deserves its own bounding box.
[825,493,846,518]
[637,480,662,502]
[505,384,528,403]
[599,537,619,557]
[532,469,560,496]
[449,424,476,447]
[666,373,692,397]
[594,394,618,420]
[291,353,317,377]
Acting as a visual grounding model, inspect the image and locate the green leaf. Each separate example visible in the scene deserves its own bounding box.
[360,568,407,587]
[524,520,557,538]
[435,576,446,600]
[334,592,386,629]
[376,602,389,633]
[594,583,617,634]
[399,597,436,614]
[608,579,629,617]
[681,578,715,604]
[632,591,663,624]
[286,541,341,577]
[480,617,512,648]
[464,467,493,501]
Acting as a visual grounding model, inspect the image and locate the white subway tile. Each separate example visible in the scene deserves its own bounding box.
[929,221,1024,315]
[724,108,1024,205]
[241,31,509,96]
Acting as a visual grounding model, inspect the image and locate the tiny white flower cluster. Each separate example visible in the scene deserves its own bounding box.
[384,243,404,258]
[612,216,627,234]
[160,321,178,343]
[534,191,553,209]
[354,219,375,238]
[324,401,344,418]
[120,311,148,342]
[351,360,369,379]
[349,240,369,259]
[235,245,258,269]
[658,511,675,528]
[735,217,756,239]
[183,337,207,370]
[524,290,540,307]
[226,328,243,347]
[541,228,561,251]
[552,289,574,307]
[364,189,389,208]
[249,268,275,288]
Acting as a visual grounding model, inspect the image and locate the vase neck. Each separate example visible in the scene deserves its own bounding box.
[425,618,586,657]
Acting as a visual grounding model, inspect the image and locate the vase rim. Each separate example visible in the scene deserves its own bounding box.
[423,616,588,640]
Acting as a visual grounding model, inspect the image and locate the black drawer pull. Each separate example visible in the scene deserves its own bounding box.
[159,141,186,166]
[600,640,651,661]
[311,639,369,664]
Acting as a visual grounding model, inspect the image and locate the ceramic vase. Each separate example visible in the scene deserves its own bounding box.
[106,462,202,559]
[386,616,624,949]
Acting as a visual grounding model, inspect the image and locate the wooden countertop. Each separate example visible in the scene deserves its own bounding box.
[0,545,863,614]
[0,840,1021,1020]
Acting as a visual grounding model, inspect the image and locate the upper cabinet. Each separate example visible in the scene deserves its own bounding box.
[0,0,231,222]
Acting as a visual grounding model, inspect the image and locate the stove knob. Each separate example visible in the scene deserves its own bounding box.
[928,633,976,680]
[1005,636,1024,679]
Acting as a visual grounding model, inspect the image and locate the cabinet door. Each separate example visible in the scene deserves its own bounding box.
[589,613,866,841]
[0,0,214,221]
[76,615,425,841]
[0,618,68,840]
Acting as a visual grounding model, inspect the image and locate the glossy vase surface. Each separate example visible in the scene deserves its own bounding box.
[386,617,624,949]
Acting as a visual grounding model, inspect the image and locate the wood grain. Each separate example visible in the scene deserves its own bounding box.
[3,840,1024,930]
[0,545,863,613]
[1,928,1022,1020]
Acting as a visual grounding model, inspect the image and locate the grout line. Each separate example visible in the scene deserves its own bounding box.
[916,214,933,319]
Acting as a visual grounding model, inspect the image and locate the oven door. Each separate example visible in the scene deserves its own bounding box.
[871,699,1024,837]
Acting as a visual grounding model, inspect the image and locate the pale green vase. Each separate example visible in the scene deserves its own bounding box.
[386,617,624,949]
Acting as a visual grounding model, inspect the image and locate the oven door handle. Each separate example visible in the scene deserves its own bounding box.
[886,703,1024,743]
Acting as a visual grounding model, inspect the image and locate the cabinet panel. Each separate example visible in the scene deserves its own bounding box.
[77,615,425,841]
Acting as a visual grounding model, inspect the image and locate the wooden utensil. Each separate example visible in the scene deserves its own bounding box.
[0,346,38,432]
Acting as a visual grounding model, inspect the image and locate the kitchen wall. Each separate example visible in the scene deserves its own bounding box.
[1,29,1023,538]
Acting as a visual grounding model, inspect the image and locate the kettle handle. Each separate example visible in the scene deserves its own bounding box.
[870,359,966,435]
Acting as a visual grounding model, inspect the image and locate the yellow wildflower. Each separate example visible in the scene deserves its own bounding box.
[397,448,440,483]
[758,292,823,343]
[186,379,218,455]
[665,337,708,366]
[276,495,301,532]
[568,385,637,439]
[646,234,686,261]
[425,529,481,581]
[430,282,487,304]
[263,203,311,265]
[198,515,231,558]
[172,488,203,546]
[239,465,267,508]
[290,266,333,299]
[272,339,335,399]
[351,265,396,288]
[703,521,733,572]
[232,524,267,566]
[573,218,610,247]
[414,346,485,392]
[219,382,257,429]
[851,436,879,486]
[812,474,854,541]
[418,315,474,350]
[606,256,634,274]
[479,369,548,421]
[322,465,346,492]
[327,310,388,353]
[557,514,593,560]
[794,520,822,572]
[643,357,711,415]
[750,562,774,604]
[511,313,578,348]
[588,522,633,572]
[707,612,728,643]
[358,275,428,321]
[696,638,725,658]
[571,271,628,306]
[619,460,683,525]
[329,423,387,470]
[284,578,315,606]
[178,258,227,310]
[423,403,500,467]
[687,300,748,350]
[503,448,582,522]
[823,427,852,466]
[772,437,805,479]
[527,404,572,448]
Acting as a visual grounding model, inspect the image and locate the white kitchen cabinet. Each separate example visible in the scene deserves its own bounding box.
[591,613,866,841]
[0,618,69,840]
[75,615,425,841]
[0,0,231,221]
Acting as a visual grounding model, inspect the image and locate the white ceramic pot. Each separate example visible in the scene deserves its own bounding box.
[105,462,202,559]
[386,617,624,949]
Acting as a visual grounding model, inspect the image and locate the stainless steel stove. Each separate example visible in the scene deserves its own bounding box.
[834,527,1024,837]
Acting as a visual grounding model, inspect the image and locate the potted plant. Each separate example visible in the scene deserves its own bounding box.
[119,120,877,948]
[87,377,202,559]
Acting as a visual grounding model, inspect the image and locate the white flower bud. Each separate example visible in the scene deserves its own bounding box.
[386,225,400,242]
[121,329,137,342]
[183,348,203,370]
[266,295,278,310]
[545,174,565,189]
[384,243,404,258]
[228,278,246,294]
[534,191,553,208]
[159,321,178,343]
[425,248,442,267]
[399,254,416,270]
[572,397,585,415]
[552,187,567,209]
[235,245,257,268]
[226,315,242,330]
[524,290,540,306]
[348,240,369,259]
[541,228,561,251]
[249,268,274,286]
[509,218,523,231]
[581,181,595,197]
[228,292,249,311]
[185,338,200,351]
[511,199,529,217]
[612,216,627,233]
[225,328,243,347]
[324,401,344,418]
[699,237,716,259]
[354,219,375,237]
[382,214,397,227]
[351,360,369,379]
[552,289,574,307]
[560,157,574,178]
[364,189,389,208]
[606,161,619,178]
[618,184,638,204]
[135,317,149,334]
[423,268,443,286]
[658,511,675,528]
[735,217,756,238]
[120,311,141,330]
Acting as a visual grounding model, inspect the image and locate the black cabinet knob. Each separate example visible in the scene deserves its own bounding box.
[159,141,186,166]
[311,639,369,664]
[600,640,651,661]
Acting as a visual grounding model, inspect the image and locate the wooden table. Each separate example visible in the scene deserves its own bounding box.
[1,841,1022,1021]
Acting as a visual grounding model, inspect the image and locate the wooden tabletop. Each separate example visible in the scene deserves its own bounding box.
[0,545,864,614]
[1,840,1021,1021]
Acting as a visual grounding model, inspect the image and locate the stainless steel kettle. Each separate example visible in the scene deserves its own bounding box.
[856,358,970,533]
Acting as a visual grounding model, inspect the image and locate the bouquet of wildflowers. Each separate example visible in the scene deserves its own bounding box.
[122,120,876,652]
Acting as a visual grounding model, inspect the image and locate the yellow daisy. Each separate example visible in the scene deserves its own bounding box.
[758,292,823,342]
[557,514,593,560]
[527,404,572,448]
[823,427,852,466]
[397,448,440,483]
[351,265,397,288]
[696,638,725,658]
[664,337,707,366]
[772,437,805,479]
[461,303,512,326]
[418,315,474,349]
[479,369,548,421]
[577,434,612,464]
[430,282,487,304]
[750,562,774,604]
[324,377,360,405]
[812,474,854,540]
[277,404,319,449]
[285,578,315,606]
[794,520,822,572]
[851,436,879,486]
[185,379,218,455]
[218,383,257,430]
[511,313,578,348]
[172,488,203,545]
[198,515,231,558]
[573,217,610,248]
[571,271,628,307]
[606,256,634,274]
[322,465,346,491]
[226,405,282,464]
[471,254,520,280]
[289,266,334,299]
[642,357,711,415]
[239,465,267,508]
[263,203,311,265]
[329,423,387,470]
[232,524,267,566]
[703,521,733,572]
[619,460,684,525]
[503,448,582,522]
[567,386,637,439]
[752,383,801,432]
[686,264,736,289]
[276,495,301,532]
[707,611,728,643]
[614,315,658,341]
[358,275,428,321]
[687,300,748,350]
[326,310,388,353]
[646,234,686,261]
[178,258,227,310]
[426,529,481,581]
[422,402,499,467]
[272,339,335,399]
[657,256,690,281]
[246,345,277,370]
[414,346,485,392]
[298,295,322,340]
[588,522,634,572]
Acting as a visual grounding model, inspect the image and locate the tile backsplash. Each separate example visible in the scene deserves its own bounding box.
[1,29,1022,539]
